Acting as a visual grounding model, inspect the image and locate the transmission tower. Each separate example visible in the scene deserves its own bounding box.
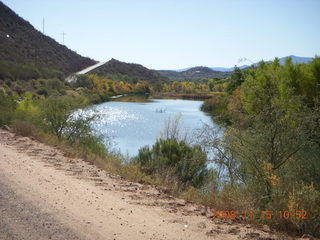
[62,32,66,45]
[42,18,45,34]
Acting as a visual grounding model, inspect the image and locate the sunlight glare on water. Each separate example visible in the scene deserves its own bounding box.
[79,99,215,157]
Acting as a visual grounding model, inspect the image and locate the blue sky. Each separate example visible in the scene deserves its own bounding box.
[2,0,320,69]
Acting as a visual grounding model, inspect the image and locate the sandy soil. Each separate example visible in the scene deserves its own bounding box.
[0,128,297,240]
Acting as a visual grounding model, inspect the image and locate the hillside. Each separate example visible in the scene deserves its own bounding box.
[88,58,169,84]
[158,66,230,81]
[0,2,96,77]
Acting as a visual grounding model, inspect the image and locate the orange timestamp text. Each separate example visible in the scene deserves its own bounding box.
[212,210,307,220]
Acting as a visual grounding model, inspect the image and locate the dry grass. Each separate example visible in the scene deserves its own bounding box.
[11,120,37,138]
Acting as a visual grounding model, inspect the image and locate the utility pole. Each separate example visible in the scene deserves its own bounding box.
[42,18,45,34]
[61,32,66,45]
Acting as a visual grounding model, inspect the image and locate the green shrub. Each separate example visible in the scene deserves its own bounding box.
[135,138,208,189]
[47,78,65,91]
[0,92,16,126]
[201,93,232,125]
[73,75,94,89]
[65,116,108,157]
[14,92,41,124]
[36,88,48,96]
[41,96,108,157]
[41,96,84,138]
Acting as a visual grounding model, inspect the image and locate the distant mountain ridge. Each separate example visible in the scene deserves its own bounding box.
[278,55,313,65]
[0,2,96,75]
[163,55,314,74]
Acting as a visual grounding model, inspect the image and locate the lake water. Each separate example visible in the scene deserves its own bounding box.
[81,98,216,157]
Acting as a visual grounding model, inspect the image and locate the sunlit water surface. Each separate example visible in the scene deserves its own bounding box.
[78,98,216,157]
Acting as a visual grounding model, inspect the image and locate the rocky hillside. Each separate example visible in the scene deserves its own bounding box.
[88,58,168,84]
[0,2,96,77]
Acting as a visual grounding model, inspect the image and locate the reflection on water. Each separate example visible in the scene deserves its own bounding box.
[80,98,216,157]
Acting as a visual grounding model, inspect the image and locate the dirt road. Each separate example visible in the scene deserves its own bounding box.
[0,129,286,240]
